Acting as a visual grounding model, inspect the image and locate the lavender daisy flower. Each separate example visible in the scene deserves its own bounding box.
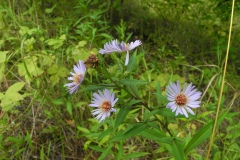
[89,89,118,122]
[99,39,142,66]
[64,60,86,94]
[166,81,202,118]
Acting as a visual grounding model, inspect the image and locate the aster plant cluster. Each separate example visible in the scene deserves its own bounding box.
[65,39,202,123]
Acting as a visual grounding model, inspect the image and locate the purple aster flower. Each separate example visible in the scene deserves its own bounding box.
[65,60,86,94]
[89,89,118,122]
[166,81,202,118]
[99,39,142,66]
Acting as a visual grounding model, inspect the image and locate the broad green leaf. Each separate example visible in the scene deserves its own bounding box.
[0,92,4,100]
[66,101,72,115]
[122,123,149,139]
[122,152,149,159]
[77,126,90,134]
[51,98,64,105]
[114,100,140,130]
[99,135,110,145]
[119,79,149,86]
[156,108,186,118]
[77,40,87,47]
[173,139,185,160]
[98,128,113,140]
[0,51,8,63]
[184,110,229,153]
[144,109,161,120]
[40,145,45,160]
[5,82,25,94]
[112,123,148,142]
[0,63,5,81]
[140,128,172,144]
[79,85,106,92]
[47,65,58,75]
[114,105,131,130]
[127,51,137,72]
[116,141,123,160]
[156,82,162,105]
[98,144,113,160]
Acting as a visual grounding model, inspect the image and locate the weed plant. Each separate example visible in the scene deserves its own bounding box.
[0,0,240,159]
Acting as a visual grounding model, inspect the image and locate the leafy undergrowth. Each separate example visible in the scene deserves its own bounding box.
[0,0,240,159]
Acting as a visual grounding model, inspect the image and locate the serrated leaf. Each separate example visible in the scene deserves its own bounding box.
[0,51,8,63]
[77,40,87,47]
[57,67,68,77]
[0,64,5,81]
[5,82,25,95]
[47,65,58,75]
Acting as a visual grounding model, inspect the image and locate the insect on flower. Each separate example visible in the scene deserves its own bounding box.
[98,39,142,66]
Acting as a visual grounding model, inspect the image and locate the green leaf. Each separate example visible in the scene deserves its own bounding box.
[184,110,229,153]
[98,144,113,160]
[140,128,172,144]
[77,126,90,134]
[77,40,87,47]
[156,82,162,105]
[122,123,149,139]
[47,65,58,75]
[79,85,106,92]
[122,152,149,159]
[66,101,72,115]
[0,63,5,81]
[51,98,64,105]
[0,51,8,63]
[156,108,186,118]
[173,139,185,160]
[114,105,131,130]
[5,82,25,95]
[119,79,149,86]
[127,51,137,72]
[116,141,123,160]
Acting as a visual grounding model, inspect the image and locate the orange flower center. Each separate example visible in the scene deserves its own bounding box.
[176,94,187,106]
[101,101,111,112]
[74,74,83,84]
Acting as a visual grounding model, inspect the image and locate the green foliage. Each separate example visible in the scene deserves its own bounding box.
[0,0,239,159]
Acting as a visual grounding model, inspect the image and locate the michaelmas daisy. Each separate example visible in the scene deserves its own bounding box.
[89,89,118,122]
[166,81,202,118]
[98,39,142,66]
[64,60,86,94]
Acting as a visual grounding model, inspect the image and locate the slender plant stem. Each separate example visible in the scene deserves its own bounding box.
[206,0,235,159]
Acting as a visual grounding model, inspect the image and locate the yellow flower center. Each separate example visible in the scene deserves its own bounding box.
[74,74,83,84]
[101,101,111,112]
[176,94,187,106]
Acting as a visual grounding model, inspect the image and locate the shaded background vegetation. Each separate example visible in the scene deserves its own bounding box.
[0,0,240,159]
